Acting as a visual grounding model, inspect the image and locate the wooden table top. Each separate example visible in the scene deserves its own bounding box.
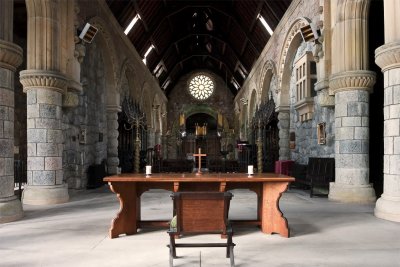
[104,172,295,182]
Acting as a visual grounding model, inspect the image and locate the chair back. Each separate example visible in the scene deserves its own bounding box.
[172,191,232,235]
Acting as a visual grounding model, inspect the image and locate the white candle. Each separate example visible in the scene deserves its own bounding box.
[248,165,254,175]
[145,165,152,175]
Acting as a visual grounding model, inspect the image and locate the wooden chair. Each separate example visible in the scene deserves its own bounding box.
[167,191,235,267]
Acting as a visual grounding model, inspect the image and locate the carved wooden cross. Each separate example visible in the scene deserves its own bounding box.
[193,148,207,175]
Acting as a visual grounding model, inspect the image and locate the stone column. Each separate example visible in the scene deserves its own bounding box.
[374,0,400,222]
[19,0,69,205]
[277,108,290,160]
[0,0,24,223]
[106,106,121,175]
[328,0,376,203]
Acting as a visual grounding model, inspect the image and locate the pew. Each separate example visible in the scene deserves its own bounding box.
[306,157,335,197]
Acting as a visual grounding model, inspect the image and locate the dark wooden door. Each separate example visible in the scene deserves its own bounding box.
[118,112,134,173]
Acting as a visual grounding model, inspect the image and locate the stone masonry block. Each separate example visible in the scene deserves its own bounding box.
[0,175,14,197]
[3,120,13,138]
[394,137,400,154]
[340,91,359,102]
[358,91,369,103]
[27,157,44,170]
[27,128,47,143]
[335,154,353,168]
[56,170,63,185]
[390,104,400,119]
[0,121,3,138]
[5,158,13,175]
[394,85,400,104]
[384,87,393,106]
[32,170,55,185]
[47,129,63,143]
[354,127,369,140]
[0,139,13,157]
[348,102,369,117]
[35,118,61,129]
[0,158,4,176]
[384,106,390,120]
[342,117,362,127]
[384,137,394,155]
[27,118,35,129]
[384,155,390,174]
[384,119,400,136]
[0,89,14,107]
[39,104,58,119]
[27,105,39,118]
[335,167,369,185]
[8,107,14,121]
[361,140,369,154]
[339,140,362,154]
[335,118,342,128]
[335,103,348,117]
[27,143,36,156]
[45,157,62,170]
[389,155,400,175]
[37,143,59,156]
[337,127,354,140]
[58,144,64,156]
[37,89,62,105]
[352,154,369,168]
[27,170,33,184]
[383,174,400,196]
[26,90,37,104]
[361,117,369,127]
[0,106,8,120]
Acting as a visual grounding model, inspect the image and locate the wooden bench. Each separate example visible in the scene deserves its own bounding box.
[167,191,235,267]
[306,157,335,197]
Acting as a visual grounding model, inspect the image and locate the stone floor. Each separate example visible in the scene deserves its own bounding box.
[1,186,399,267]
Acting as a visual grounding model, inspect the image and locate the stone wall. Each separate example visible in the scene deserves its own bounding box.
[289,43,335,164]
[62,43,107,189]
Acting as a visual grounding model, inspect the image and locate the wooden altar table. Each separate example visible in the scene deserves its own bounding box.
[104,173,295,239]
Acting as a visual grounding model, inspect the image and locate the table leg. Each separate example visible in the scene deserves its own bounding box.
[108,182,137,238]
[261,182,290,238]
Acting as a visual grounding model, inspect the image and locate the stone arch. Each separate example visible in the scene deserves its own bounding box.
[184,105,218,121]
[277,17,311,109]
[259,60,277,102]
[89,17,119,107]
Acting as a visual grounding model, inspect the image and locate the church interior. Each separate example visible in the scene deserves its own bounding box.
[1,0,400,266]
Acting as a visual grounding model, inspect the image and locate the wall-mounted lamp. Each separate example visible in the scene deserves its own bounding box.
[79,23,98,43]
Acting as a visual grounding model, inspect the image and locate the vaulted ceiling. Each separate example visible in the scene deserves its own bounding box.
[106,0,292,96]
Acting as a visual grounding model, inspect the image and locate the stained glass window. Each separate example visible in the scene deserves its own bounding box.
[189,74,214,100]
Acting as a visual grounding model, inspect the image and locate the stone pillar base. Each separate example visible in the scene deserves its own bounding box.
[22,184,69,205]
[0,196,23,223]
[328,182,376,203]
[375,195,400,222]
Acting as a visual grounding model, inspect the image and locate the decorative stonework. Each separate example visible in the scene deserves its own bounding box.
[0,40,23,72]
[20,70,68,94]
[259,60,276,93]
[278,18,309,91]
[329,71,376,94]
[375,42,400,71]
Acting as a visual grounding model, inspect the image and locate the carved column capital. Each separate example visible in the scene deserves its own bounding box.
[375,42,400,71]
[0,40,23,71]
[329,70,376,94]
[20,69,68,94]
